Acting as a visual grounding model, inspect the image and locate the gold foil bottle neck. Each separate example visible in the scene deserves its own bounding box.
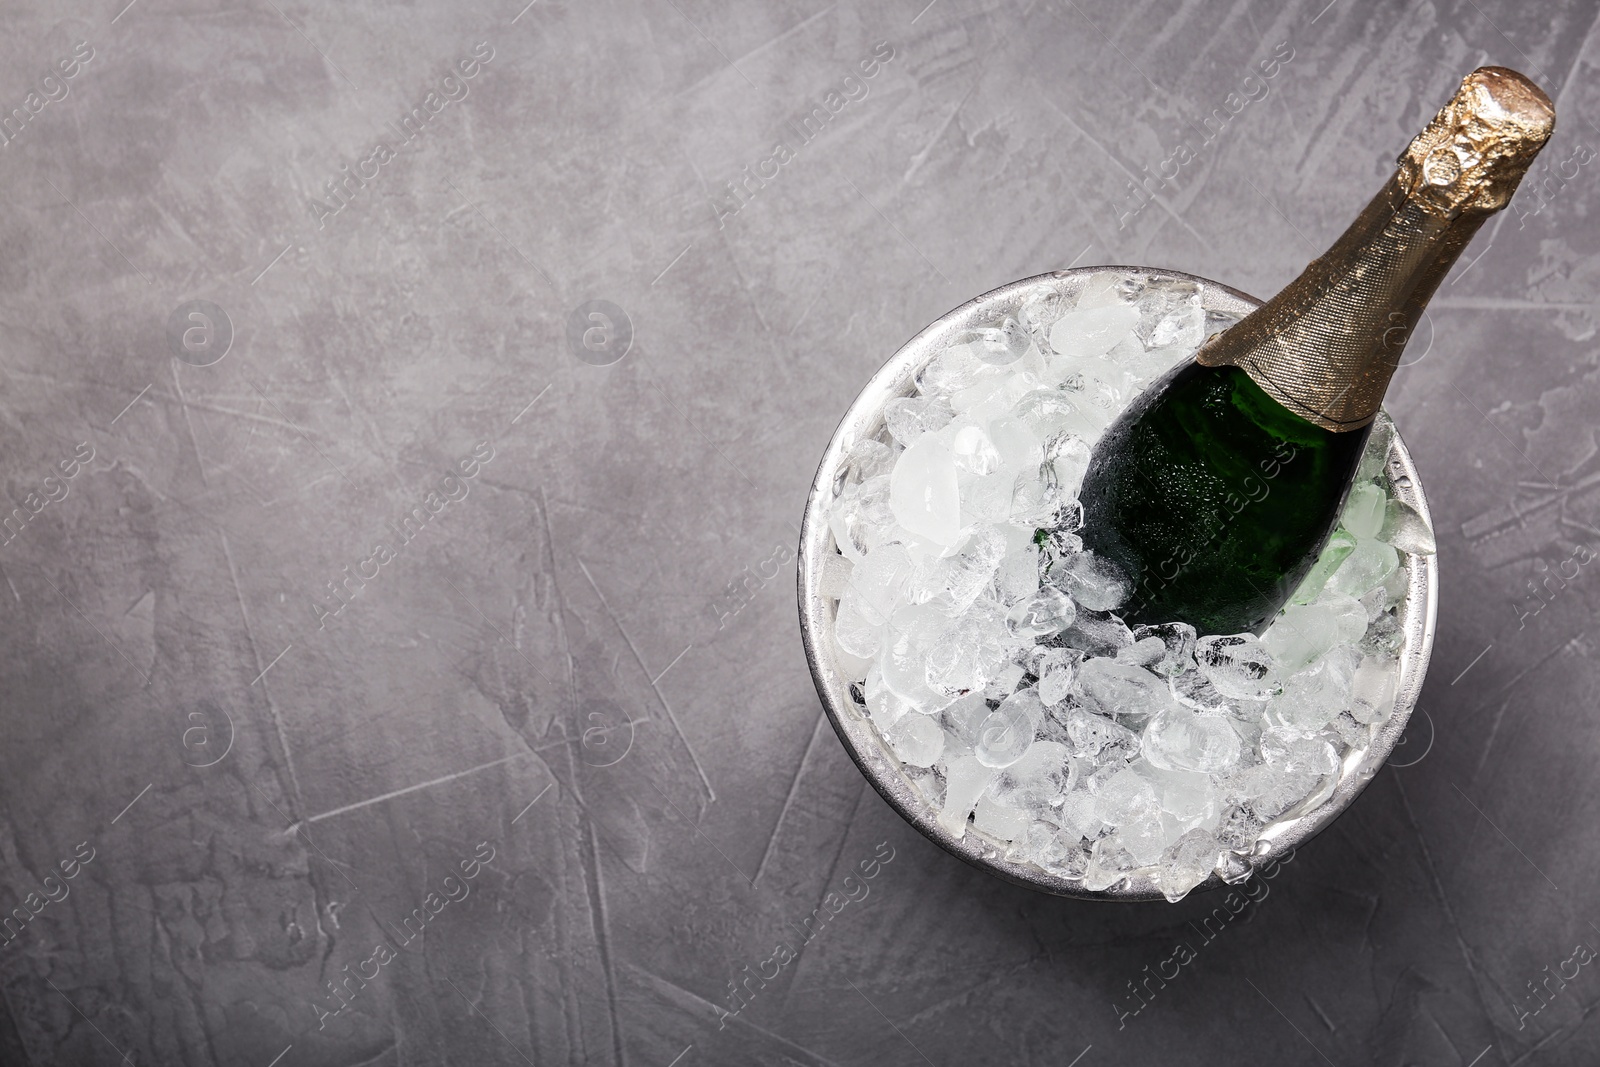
[1396,66,1555,216]
[1195,66,1554,432]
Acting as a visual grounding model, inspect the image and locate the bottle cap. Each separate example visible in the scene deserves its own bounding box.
[1397,66,1555,216]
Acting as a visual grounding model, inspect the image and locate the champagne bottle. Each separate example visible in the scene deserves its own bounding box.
[1077,67,1554,636]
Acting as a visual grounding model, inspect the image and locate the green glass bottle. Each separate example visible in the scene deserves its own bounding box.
[1078,67,1554,635]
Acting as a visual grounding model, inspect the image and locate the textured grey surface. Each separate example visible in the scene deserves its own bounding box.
[0,0,1598,1064]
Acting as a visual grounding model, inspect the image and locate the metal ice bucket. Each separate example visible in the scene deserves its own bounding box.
[797,266,1438,901]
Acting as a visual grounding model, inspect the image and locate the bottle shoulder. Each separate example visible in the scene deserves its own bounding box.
[1126,361,1357,458]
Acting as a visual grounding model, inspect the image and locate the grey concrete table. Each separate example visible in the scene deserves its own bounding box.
[0,0,1596,1063]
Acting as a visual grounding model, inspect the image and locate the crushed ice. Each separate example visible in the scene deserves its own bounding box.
[824,269,1433,902]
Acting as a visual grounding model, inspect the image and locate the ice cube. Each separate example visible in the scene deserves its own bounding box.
[1130,621,1197,676]
[941,691,991,746]
[849,543,915,625]
[916,344,991,396]
[1073,658,1173,724]
[1254,772,1324,820]
[924,630,990,699]
[1108,809,1166,866]
[1168,669,1235,716]
[1263,599,1362,673]
[1116,636,1167,669]
[1327,710,1368,748]
[1048,550,1130,612]
[1233,762,1321,821]
[1379,496,1436,555]
[1145,764,1220,823]
[1143,705,1243,774]
[1260,730,1339,776]
[938,753,998,837]
[1007,586,1077,638]
[1327,595,1371,644]
[1072,375,1126,431]
[937,598,1009,673]
[975,689,1046,768]
[910,767,945,809]
[1008,469,1069,527]
[1055,789,1102,841]
[972,794,1031,840]
[830,474,893,561]
[1037,379,1113,439]
[1158,828,1222,902]
[881,602,952,704]
[833,587,882,659]
[1061,611,1136,657]
[1062,707,1141,762]
[1326,537,1400,599]
[951,366,1039,416]
[1043,431,1093,497]
[960,466,1018,525]
[1021,289,1069,331]
[985,662,1026,701]
[885,395,955,446]
[1264,649,1356,734]
[845,438,895,482]
[964,317,1033,366]
[1340,482,1386,539]
[831,635,872,683]
[1146,298,1204,351]
[1052,840,1095,880]
[819,552,854,600]
[1037,527,1085,573]
[1037,653,1079,707]
[1355,412,1395,483]
[1291,529,1356,604]
[1037,716,1073,752]
[1074,270,1137,310]
[1074,356,1137,402]
[890,433,962,547]
[948,421,1003,476]
[1011,825,1075,870]
[1049,304,1141,359]
[1215,805,1264,850]
[1375,562,1408,611]
[987,416,1043,471]
[1007,819,1052,864]
[885,713,943,767]
[1013,390,1079,440]
[1119,343,1187,387]
[1359,610,1404,657]
[1349,656,1397,723]
[864,664,911,728]
[1082,838,1137,891]
[989,739,1076,806]
[1195,633,1279,701]
[994,545,1042,605]
[917,526,1006,615]
[1095,766,1159,824]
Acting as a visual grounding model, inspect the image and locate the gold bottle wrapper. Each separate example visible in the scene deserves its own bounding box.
[1397,66,1556,216]
[1197,67,1554,431]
